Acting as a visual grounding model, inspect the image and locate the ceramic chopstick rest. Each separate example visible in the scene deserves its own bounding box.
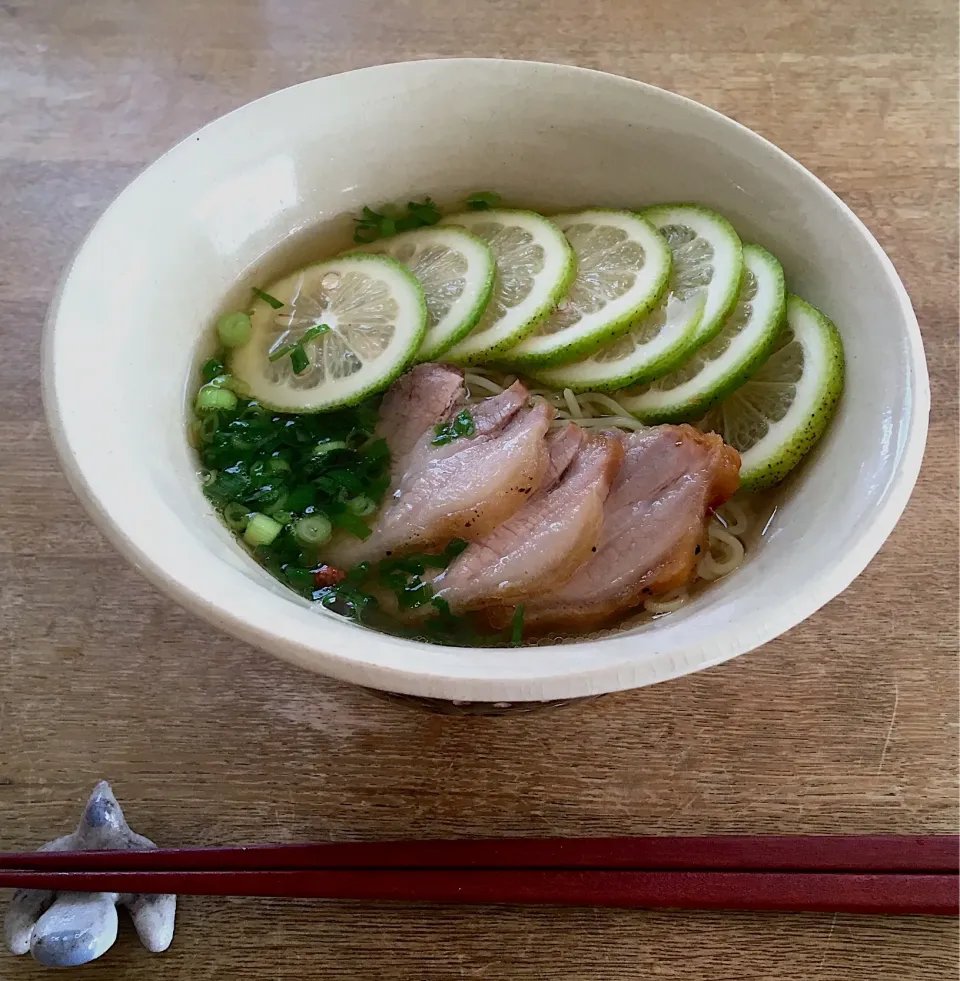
[3,781,176,967]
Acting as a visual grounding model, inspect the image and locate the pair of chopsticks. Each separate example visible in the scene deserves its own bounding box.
[2,836,956,915]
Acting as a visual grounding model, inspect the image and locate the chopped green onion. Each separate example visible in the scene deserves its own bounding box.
[268,343,296,362]
[195,385,238,413]
[294,513,333,547]
[198,413,219,441]
[201,357,225,382]
[206,373,248,397]
[510,604,525,646]
[268,325,325,373]
[466,191,500,210]
[311,440,349,458]
[299,324,330,344]
[266,509,292,526]
[252,287,284,309]
[289,346,310,374]
[243,512,283,547]
[216,311,252,348]
[346,495,377,517]
[223,502,250,530]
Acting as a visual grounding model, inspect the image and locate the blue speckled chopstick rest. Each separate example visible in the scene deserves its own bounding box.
[3,781,176,967]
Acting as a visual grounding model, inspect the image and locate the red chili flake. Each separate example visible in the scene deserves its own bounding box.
[313,564,347,587]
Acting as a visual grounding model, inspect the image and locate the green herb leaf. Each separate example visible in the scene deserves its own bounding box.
[283,484,317,513]
[353,198,442,243]
[466,191,500,211]
[252,286,284,309]
[328,508,372,540]
[398,577,434,610]
[432,409,476,446]
[353,225,381,244]
[441,538,469,562]
[407,198,441,225]
[347,562,372,585]
[453,409,475,437]
[361,437,389,464]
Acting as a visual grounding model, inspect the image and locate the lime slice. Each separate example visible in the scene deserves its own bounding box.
[620,244,786,421]
[530,291,705,393]
[504,210,671,369]
[438,210,574,363]
[354,226,494,362]
[641,204,743,348]
[229,253,426,412]
[698,295,844,492]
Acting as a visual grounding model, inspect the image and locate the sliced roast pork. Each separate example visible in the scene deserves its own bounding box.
[507,424,741,632]
[434,426,623,613]
[375,362,465,483]
[324,382,552,567]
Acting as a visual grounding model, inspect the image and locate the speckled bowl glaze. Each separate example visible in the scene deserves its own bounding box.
[43,60,928,704]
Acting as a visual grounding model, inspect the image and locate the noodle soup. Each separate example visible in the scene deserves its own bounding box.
[189,195,840,648]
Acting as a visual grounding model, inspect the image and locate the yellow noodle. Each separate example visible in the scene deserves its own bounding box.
[576,391,641,419]
[715,497,750,536]
[643,587,690,615]
[464,371,507,396]
[562,388,583,418]
[698,521,746,580]
[573,415,649,431]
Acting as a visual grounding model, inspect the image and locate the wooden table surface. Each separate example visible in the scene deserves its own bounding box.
[1,1,957,977]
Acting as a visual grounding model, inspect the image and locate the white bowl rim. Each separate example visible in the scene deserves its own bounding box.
[42,58,930,701]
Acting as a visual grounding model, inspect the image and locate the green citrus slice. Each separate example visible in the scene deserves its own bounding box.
[503,210,671,369]
[229,253,426,412]
[354,225,494,361]
[438,210,575,363]
[641,203,743,348]
[620,244,786,420]
[698,294,845,491]
[529,291,705,393]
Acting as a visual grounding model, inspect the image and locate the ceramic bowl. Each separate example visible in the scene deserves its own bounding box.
[43,60,928,703]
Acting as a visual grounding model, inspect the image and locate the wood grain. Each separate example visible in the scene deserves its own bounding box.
[0,0,957,977]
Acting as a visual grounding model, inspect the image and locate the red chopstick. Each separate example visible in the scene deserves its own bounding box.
[2,837,955,916]
[0,869,955,915]
[2,835,956,873]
